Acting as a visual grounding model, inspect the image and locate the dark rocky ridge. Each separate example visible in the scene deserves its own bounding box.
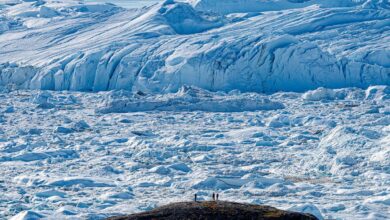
[107,201,318,220]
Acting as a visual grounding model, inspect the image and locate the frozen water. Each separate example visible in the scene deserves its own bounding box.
[0,0,388,92]
[0,86,388,219]
[0,0,389,219]
[85,0,162,8]
[9,210,45,220]
[289,204,324,220]
[97,86,285,113]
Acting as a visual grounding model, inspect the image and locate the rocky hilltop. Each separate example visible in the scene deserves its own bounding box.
[107,201,318,220]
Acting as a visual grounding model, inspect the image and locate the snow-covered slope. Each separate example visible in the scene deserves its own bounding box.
[0,0,389,93]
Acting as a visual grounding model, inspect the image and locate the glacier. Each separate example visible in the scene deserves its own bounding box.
[1,0,390,219]
[0,0,389,93]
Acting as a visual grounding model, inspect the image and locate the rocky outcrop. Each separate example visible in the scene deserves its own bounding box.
[107,201,318,220]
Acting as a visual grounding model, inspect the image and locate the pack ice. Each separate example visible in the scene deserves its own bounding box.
[0,0,389,93]
[0,85,389,219]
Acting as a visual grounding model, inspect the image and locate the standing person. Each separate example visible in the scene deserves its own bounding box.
[216,193,219,201]
[212,193,215,201]
[194,194,197,202]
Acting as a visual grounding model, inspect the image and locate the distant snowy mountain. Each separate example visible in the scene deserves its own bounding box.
[0,0,389,92]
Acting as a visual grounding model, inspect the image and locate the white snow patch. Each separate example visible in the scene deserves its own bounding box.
[10,210,44,220]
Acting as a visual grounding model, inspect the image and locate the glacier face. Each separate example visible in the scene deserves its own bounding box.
[0,0,389,93]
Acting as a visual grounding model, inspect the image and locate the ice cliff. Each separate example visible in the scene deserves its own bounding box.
[0,0,389,93]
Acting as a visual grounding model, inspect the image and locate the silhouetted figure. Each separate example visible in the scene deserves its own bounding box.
[212,193,215,201]
[194,194,197,202]
[216,193,219,201]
